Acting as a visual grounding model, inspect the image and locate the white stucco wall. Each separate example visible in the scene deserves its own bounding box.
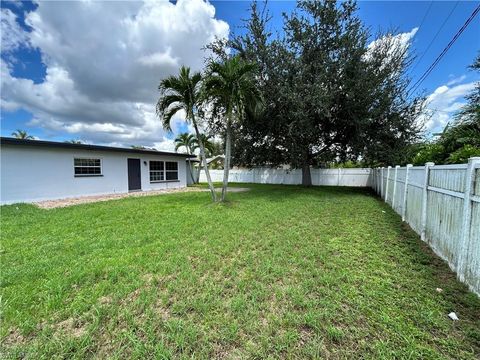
[0,145,188,204]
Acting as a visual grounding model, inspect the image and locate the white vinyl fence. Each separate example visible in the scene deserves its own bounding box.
[372,157,480,296]
[199,167,372,187]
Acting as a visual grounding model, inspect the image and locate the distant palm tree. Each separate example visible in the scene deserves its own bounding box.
[157,66,216,201]
[175,132,196,183]
[175,133,196,154]
[11,129,34,140]
[193,134,216,157]
[204,56,260,201]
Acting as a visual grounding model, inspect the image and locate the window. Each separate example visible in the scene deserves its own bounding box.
[149,161,178,182]
[74,158,102,176]
[149,161,164,182]
[165,161,178,180]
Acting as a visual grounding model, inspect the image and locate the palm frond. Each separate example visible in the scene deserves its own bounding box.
[161,104,184,132]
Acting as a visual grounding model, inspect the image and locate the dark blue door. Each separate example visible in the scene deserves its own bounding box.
[127,158,141,191]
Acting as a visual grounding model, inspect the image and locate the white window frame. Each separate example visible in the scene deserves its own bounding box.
[74,157,103,177]
[149,160,179,183]
[149,160,164,182]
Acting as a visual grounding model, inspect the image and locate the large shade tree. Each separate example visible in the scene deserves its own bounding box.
[156,66,216,201]
[228,0,423,184]
[203,56,260,201]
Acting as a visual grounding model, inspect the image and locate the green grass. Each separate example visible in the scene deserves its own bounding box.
[1,184,479,359]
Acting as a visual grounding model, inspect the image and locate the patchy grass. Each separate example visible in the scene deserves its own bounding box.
[1,184,479,359]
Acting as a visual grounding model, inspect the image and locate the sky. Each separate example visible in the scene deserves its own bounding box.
[1,0,479,150]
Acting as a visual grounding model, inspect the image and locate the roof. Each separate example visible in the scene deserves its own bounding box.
[0,137,195,158]
[207,155,225,164]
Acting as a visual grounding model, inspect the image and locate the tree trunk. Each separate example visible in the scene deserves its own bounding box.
[302,163,312,187]
[221,119,232,202]
[191,118,216,202]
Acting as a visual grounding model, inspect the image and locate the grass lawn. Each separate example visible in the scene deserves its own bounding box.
[1,184,479,359]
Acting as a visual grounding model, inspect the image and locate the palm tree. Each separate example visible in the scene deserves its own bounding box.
[156,66,217,201]
[193,134,216,157]
[11,129,34,140]
[175,132,196,184]
[204,56,260,201]
[175,132,196,154]
[192,134,219,182]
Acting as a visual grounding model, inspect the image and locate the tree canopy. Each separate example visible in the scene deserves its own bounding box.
[226,0,424,184]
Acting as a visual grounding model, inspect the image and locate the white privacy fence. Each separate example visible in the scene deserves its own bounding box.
[199,168,372,187]
[372,158,480,296]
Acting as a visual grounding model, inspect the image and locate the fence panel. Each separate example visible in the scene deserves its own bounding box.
[425,191,464,268]
[392,167,406,216]
[373,158,480,296]
[467,201,480,293]
[199,168,371,187]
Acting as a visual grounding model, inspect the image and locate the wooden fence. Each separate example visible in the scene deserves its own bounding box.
[372,157,480,296]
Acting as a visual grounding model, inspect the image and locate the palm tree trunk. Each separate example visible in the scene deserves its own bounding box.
[221,118,232,202]
[191,117,216,202]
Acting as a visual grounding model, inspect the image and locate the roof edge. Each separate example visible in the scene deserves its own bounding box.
[0,137,196,158]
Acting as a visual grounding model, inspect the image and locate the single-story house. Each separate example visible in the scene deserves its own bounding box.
[0,137,195,204]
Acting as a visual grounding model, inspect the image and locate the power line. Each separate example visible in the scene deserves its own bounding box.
[410,1,459,73]
[416,1,434,37]
[409,3,480,95]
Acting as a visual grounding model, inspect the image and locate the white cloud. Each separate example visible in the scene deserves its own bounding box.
[419,81,476,134]
[446,74,467,86]
[367,27,418,56]
[1,0,229,148]
[1,8,29,53]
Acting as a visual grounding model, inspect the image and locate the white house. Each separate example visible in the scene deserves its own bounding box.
[0,137,195,204]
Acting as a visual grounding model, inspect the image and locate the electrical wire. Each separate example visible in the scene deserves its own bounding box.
[409,3,480,94]
[410,1,459,73]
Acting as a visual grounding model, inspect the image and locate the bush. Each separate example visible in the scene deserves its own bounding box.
[446,144,480,164]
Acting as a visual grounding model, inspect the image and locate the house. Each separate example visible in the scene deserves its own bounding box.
[0,137,195,204]
[207,154,224,169]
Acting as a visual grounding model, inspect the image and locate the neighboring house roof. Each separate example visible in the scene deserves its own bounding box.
[207,155,225,164]
[0,137,195,158]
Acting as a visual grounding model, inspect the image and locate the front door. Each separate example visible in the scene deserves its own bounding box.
[127,158,141,191]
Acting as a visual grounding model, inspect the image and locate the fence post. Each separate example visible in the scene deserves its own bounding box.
[402,164,412,222]
[381,167,384,198]
[385,166,391,203]
[372,168,375,190]
[421,162,434,241]
[458,157,480,279]
[392,165,399,210]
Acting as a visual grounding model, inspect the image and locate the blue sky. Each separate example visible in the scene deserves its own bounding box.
[1,0,479,149]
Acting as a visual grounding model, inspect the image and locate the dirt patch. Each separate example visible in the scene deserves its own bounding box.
[298,325,315,345]
[2,328,27,347]
[54,318,87,338]
[154,299,171,321]
[215,187,251,193]
[34,187,207,209]
[98,296,113,305]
